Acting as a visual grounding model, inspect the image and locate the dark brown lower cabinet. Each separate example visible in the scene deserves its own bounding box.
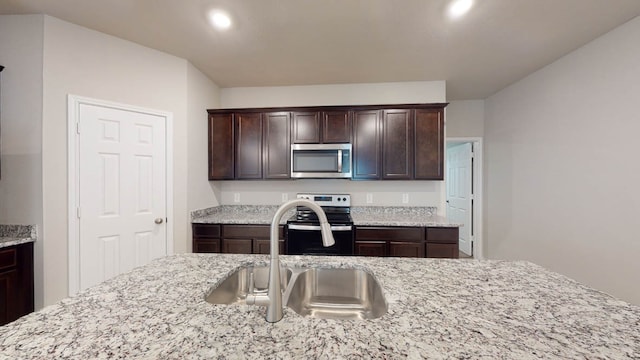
[192,224,221,253]
[354,241,386,257]
[355,227,425,258]
[355,225,458,259]
[426,227,459,259]
[0,242,34,326]
[192,224,284,254]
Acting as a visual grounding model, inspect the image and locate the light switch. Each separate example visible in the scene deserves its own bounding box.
[366,193,373,204]
[233,193,240,203]
[402,193,409,204]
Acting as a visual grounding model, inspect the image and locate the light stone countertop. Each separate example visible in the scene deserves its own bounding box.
[0,224,36,249]
[191,205,460,227]
[1,253,638,359]
[191,205,294,225]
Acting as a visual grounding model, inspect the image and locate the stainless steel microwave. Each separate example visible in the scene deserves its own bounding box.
[290,144,352,179]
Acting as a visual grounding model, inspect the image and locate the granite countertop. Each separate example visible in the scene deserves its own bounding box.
[1,254,638,358]
[192,205,461,227]
[191,205,294,225]
[0,224,37,249]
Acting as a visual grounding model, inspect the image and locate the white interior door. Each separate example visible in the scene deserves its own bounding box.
[78,103,167,291]
[447,143,473,256]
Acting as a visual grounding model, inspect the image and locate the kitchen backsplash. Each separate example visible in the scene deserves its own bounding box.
[216,180,444,207]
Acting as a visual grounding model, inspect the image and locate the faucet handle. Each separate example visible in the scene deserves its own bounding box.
[248,271,255,294]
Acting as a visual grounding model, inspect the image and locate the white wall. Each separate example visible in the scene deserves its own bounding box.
[41,16,206,305]
[446,100,484,138]
[485,16,640,305]
[213,81,447,210]
[186,63,221,251]
[221,81,445,108]
[0,15,45,309]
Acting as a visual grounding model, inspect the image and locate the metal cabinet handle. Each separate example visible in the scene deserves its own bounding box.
[155,218,164,224]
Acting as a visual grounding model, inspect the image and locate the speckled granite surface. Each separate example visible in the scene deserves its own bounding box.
[192,205,460,227]
[1,254,638,359]
[191,205,295,224]
[351,206,460,227]
[0,224,36,248]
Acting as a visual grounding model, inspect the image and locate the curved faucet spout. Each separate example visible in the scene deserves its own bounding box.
[263,199,334,322]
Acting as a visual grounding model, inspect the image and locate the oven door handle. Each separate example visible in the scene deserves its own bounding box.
[288,224,352,231]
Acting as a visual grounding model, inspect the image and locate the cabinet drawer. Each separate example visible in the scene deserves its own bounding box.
[192,224,221,238]
[223,225,283,239]
[0,248,17,271]
[356,227,424,242]
[426,227,459,243]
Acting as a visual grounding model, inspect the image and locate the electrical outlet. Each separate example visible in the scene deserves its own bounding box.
[402,193,409,204]
[366,193,373,204]
[233,193,240,203]
[282,193,288,202]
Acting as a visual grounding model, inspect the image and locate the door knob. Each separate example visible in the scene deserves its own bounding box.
[155,218,164,224]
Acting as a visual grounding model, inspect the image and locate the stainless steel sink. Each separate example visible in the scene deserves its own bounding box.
[286,268,388,320]
[206,266,292,305]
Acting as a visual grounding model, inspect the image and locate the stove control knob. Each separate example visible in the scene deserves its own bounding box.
[337,198,341,201]
[342,197,347,201]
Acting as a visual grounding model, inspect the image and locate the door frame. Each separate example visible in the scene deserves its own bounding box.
[67,95,174,296]
[446,137,483,259]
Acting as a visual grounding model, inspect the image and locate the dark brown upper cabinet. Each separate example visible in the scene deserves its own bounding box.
[235,113,263,179]
[263,112,291,179]
[382,109,414,180]
[207,103,446,181]
[292,110,351,144]
[208,113,234,180]
[414,108,444,180]
[322,110,351,143]
[209,111,291,180]
[352,110,382,180]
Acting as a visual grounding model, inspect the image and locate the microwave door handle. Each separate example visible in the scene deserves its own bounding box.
[337,149,343,173]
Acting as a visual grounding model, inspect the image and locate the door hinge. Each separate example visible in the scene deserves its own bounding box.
[76,207,81,219]
[76,122,80,134]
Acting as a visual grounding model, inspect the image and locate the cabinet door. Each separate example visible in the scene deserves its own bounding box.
[382,109,414,180]
[322,111,351,143]
[235,113,263,179]
[426,243,458,258]
[254,239,285,255]
[222,239,253,254]
[389,241,425,258]
[194,240,221,253]
[208,113,234,180]
[263,112,291,179]
[414,108,444,180]
[355,241,387,257]
[291,112,320,143]
[352,110,382,179]
[0,269,17,325]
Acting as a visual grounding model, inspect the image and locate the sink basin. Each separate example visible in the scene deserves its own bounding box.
[206,266,292,305]
[286,268,388,320]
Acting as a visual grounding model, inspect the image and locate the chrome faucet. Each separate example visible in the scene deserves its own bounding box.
[246,199,335,322]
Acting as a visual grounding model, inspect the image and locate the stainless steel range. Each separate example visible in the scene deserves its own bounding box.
[286,193,354,255]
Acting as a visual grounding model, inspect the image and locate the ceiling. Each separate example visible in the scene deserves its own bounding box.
[2,1,640,100]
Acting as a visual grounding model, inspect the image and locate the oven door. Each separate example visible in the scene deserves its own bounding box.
[286,223,354,255]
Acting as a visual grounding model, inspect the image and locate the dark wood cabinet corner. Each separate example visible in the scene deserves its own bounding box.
[0,242,34,326]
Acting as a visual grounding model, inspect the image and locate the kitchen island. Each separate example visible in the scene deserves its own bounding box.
[1,254,638,358]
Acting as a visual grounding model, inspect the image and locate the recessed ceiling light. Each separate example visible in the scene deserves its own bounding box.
[209,10,232,30]
[448,0,473,19]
